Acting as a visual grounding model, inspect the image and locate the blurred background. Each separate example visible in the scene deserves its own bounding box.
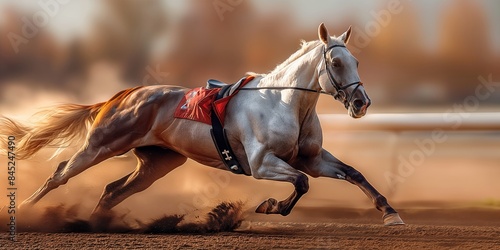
[0,0,499,222]
[1,0,500,110]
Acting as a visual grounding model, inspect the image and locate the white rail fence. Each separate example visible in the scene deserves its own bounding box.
[319,112,500,132]
[319,112,500,196]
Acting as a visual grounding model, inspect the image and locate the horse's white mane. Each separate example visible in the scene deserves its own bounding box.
[247,37,344,77]
[269,40,321,75]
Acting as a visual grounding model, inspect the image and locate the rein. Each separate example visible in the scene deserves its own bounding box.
[239,44,363,108]
[239,86,326,94]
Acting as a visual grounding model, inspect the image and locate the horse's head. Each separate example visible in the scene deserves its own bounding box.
[317,23,371,118]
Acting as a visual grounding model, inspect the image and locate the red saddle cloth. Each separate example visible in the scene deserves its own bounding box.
[174,76,254,125]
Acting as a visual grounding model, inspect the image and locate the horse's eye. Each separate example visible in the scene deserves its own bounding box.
[332,58,341,68]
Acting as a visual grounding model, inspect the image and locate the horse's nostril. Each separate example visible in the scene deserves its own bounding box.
[353,99,364,110]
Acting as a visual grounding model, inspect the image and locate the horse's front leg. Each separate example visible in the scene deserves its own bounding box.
[250,152,309,216]
[301,149,404,226]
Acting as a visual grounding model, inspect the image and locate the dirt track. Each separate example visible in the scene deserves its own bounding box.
[2,207,500,249]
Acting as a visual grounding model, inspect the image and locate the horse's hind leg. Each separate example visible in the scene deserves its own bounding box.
[91,146,187,216]
[20,144,122,208]
[20,118,142,208]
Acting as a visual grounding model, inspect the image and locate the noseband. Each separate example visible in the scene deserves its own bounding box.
[321,44,364,109]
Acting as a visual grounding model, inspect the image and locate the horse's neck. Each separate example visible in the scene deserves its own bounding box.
[260,45,323,118]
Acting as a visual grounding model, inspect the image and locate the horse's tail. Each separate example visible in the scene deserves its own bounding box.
[0,102,105,160]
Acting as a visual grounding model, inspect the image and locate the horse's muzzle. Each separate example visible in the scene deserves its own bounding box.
[349,98,370,118]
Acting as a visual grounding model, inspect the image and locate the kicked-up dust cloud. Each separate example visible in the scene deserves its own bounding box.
[0,201,245,234]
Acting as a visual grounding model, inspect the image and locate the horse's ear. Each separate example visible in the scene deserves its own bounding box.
[338,26,352,44]
[318,23,330,45]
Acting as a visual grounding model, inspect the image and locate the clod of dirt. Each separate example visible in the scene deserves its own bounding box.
[143,215,184,233]
[205,201,244,232]
[145,201,245,234]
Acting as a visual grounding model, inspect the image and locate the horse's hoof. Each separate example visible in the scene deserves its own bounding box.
[255,198,279,214]
[383,212,405,226]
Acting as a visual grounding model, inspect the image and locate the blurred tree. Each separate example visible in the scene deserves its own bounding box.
[0,6,62,88]
[163,0,299,87]
[359,1,426,105]
[368,1,423,64]
[437,0,492,99]
[438,0,491,67]
[0,7,22,81]
[163,0,255,86]
[86,0,168,85]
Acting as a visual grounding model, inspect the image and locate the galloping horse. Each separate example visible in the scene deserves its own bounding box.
[1,23,404,226]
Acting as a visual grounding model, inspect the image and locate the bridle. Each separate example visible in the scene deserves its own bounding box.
[320,44,364,108]
[239,44,365,109]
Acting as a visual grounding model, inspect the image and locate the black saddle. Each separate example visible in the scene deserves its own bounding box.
[206,78,247,98]
[207,79,229,89]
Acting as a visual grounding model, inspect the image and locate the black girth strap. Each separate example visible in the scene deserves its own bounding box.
[210,84,249,175]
